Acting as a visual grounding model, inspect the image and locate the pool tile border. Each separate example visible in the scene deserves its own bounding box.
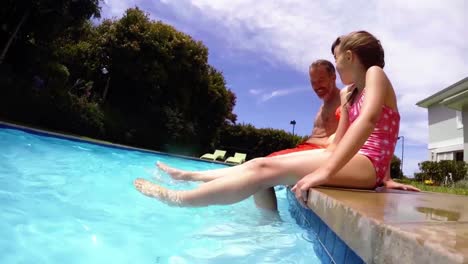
[0,120,230,166]
[287,188,364,264]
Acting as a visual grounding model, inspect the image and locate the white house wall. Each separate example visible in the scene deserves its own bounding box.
[428,105,464,144]
[463,109,468,162]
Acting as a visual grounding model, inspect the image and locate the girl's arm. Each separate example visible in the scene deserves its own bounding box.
[292,67,391,204]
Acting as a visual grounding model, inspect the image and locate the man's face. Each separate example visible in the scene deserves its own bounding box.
[309,65,336,100]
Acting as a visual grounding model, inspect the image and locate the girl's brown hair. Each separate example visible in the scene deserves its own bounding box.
[331,31,385,69]
[331,31,385,105]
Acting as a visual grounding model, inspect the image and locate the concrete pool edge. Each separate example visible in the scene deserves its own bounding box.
[0,120,230,167]
[287,187,468,264]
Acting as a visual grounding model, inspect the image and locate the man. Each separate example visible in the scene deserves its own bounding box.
[254,60,418,210]
[269,59,341,157]
[254,59,341,210]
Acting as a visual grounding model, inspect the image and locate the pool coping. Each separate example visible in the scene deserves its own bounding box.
[288,187,468,264]
[0,120,231,167]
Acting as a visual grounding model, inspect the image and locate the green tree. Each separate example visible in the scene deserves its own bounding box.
[57,8,237,153]
[217,123,304,159]
[1,6,237,156]
[0,0,104,138]
[417,161,441,183]
[1,0,101,65]
[415,160,467,185]
[390,155,404,179]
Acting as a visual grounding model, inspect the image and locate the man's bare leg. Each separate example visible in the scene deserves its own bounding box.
[157,161,255,182]
[253,187,278,211]
[157,150,325,182]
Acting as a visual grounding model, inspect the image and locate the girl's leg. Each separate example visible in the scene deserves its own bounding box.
[157,161,257,182]
[159,161,279,210]
[158,149,326,182]
[252,149,327,210]
[135,150,377,207]
[157,150,326,210]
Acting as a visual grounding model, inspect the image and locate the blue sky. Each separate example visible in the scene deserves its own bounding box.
[99,0,468,176]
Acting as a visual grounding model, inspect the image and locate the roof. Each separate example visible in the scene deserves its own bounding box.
[416,77,468,109]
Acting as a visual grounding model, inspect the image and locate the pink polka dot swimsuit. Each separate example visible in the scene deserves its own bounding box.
[348,89,400,187]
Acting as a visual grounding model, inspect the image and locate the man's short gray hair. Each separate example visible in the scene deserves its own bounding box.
[309,59,335,75]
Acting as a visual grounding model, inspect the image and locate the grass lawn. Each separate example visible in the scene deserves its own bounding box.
[396,179,468,196]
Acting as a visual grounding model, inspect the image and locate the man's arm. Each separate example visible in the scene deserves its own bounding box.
[326,88,350,152]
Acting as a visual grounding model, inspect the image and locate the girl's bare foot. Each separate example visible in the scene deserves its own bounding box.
[134,178,182,206]
[156,161,190,181]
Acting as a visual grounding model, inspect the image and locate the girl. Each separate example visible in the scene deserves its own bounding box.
[134,31,414,207]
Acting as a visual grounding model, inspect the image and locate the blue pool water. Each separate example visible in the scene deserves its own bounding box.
[0,127,323,264]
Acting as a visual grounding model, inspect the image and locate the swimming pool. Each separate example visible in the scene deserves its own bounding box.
[0,126,324,263]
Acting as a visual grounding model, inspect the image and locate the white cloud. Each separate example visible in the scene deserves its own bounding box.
[100,0,468,170]
[149,0,468,145]
[248,89,262,95]
[259,87,309,102]
[248,87,309,102]
[101,0,136,17]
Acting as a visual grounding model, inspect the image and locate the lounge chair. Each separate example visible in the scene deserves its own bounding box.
[225,152,247,165]
[200,149,227,161]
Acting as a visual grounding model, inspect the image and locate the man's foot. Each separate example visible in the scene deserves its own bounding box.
[156,161,190,181]
[134,178,182,206]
